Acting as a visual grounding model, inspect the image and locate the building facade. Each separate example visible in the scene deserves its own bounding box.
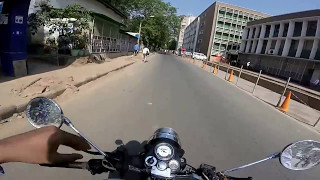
[193,2,268,59]
[28,0,132,54]
[182,17,200,52]
[239,10,320,86]
[177,15,196,50]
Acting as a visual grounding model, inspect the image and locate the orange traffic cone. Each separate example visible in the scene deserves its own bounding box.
[202,62,206,69]
[280,91,292,112]
[227,70,234,82]
[212,65,218,74]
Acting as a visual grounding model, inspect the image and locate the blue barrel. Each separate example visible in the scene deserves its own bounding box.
[0,0,30,76]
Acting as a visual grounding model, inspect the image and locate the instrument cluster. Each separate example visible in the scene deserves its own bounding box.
[144,142,185,179]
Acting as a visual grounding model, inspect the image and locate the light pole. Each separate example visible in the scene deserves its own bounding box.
[137,16,155,45]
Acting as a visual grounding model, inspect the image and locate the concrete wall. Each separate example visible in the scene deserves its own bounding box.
[239,53,320,85]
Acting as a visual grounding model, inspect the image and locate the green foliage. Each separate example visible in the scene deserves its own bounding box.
[108,0,180,49]
[168,39,177,50]
[28,0,91,49]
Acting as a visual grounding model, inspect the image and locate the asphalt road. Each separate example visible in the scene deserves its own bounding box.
[1,54,320,180]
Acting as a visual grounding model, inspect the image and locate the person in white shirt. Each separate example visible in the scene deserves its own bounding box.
[142,47,150,62]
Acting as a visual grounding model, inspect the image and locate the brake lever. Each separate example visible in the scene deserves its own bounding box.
[217,173,252,180]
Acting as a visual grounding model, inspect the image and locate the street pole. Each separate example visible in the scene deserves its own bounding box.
[252,70,262,94]
[236,65,243,86]
[137,21,142,44]
[225,63,230,80]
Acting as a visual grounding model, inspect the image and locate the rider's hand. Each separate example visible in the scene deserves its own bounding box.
[0,126,90,164]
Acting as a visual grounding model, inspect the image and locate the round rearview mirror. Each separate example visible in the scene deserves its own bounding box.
[26,97,63,128]
[280,140,320,171]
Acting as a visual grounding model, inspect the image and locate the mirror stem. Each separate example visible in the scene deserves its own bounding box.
[220,152,280,174]
[63,117,108,158]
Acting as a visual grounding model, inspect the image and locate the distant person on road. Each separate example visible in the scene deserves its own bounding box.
[134,43,140,56]
[142,46,150,62]
[246,61,251,69]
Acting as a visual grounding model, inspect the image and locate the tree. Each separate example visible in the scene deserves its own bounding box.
[108,0,180,49]
[28,1,92,50]
[168,39,177,50]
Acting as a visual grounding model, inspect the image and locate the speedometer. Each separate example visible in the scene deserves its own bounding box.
[155,143,174,160]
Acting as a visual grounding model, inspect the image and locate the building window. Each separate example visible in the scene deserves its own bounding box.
[251,28,256,38]
[224,22,231,29]
[283,23,289,37]
[315,43,320,60]
[261,40,268,54]
[248,40,253,52]
[226,12,233,19]
[222,33,229,40]
[217,21,224,28]
[306,21,317,37]
[215,32,222,38]
[257,26,261,37]
[278,40,286,56]
[213,43,220,50]
[288,40,299,57]
[301,40,313,59]
[270,40,277,50]
[293,22,303,37]
[265,25,271,38]
[253,40,258,52]
[274,24,280,37]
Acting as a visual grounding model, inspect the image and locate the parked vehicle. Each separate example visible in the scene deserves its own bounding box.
[24,97,320,180]
[184,52,192,57]
[192,52,207,61]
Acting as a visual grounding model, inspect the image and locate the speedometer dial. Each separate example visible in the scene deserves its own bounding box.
[155,143,174,160]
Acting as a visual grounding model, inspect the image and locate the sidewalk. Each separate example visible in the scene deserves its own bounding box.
[185,57,320,132]
[0,54,143,121]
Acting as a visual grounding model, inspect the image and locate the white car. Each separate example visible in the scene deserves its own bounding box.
[184,52,192,56]
[192,52,207,61]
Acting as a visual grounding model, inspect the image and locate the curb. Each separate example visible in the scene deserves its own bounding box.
[0,61,136,123]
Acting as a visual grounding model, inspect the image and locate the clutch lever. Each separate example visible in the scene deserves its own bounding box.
[40,162,88,170]
[40,159,114,175]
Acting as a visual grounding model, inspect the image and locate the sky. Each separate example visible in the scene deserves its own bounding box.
[164,0,320,16]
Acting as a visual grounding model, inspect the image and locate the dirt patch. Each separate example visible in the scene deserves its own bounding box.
[10,76,76,98]
[0,112,25,125]
[54,84,79,103]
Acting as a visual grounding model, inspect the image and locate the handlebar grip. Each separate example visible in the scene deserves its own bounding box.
[40,162,89,170]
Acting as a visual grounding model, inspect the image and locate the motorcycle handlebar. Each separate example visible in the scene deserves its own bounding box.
[40,161,253,180]
[40,162,89,170]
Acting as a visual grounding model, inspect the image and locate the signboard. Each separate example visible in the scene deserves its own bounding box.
[15,16,23,24]
[0,14,8,24]
[0,2,3,14]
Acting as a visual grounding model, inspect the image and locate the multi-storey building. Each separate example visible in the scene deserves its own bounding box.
[193,2,269,59]
[239,10,320,86]
[177,15,196,50]
[182,17,200,52]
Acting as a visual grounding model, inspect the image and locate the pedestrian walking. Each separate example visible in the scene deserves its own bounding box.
[142,46,150,62]
[134,43,140,56]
